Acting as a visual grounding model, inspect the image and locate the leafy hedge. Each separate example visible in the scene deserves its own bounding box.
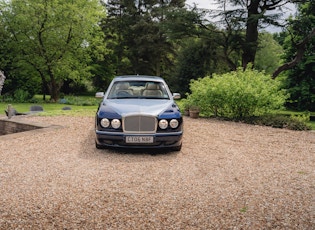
[246,114,311,131]
[184,67,289,119]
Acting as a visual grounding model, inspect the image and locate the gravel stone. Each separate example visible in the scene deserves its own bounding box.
[0,115,314,229]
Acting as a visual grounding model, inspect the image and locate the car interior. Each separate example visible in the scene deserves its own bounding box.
[109,81,169,99]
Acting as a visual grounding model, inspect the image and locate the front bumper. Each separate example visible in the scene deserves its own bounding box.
[95,130,183,149]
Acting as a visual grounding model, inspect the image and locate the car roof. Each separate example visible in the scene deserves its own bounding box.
[113,75,165,82]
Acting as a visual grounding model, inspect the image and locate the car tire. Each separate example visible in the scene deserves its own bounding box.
[172,143,182,151]
[95,141,105,149]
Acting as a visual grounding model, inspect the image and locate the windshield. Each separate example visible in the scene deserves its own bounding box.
[107,81,170,99]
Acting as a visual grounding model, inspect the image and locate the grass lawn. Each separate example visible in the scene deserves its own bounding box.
[0,94,100,117]
[1,102,98,116]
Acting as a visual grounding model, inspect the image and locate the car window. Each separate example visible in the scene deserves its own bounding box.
[107,81,170,99]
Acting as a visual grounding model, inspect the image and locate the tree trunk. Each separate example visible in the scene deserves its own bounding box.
[0,70,6,95]
[272,27,315,78]
[47,79,60,102]
[41,76,48,101]
[242,0,260,69]
[47,67,60,102]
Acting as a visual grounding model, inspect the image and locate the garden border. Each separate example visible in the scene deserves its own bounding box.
[0,115,62,140]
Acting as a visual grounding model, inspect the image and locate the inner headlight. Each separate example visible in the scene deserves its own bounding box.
[100,118,110,128]
[111,119,121,129]
[159,119,168,129]
[169,119,179,128]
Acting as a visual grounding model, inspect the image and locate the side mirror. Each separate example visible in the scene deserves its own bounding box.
[173,93,181,100]
[95,92,105,98]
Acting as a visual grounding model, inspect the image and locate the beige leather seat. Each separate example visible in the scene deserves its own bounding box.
[142,83,163,97]
[116,82,133,95]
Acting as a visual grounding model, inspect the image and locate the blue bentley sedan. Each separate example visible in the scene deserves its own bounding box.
[95,75,183,151]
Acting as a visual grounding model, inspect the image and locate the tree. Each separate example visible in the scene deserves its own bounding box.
[170,27,233,96]
[255,32,284,75]
[272,1,315,78]
[0,0,106,101]
[0,71,5,95]
[102,0,192,77]
[214,0,297,69]
[280,1,315,111]
[172,39,213,95]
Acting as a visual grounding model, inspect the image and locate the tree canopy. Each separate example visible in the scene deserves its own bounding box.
[0,0,106,101]
[0,0,313,111]
[281,1,315,111]
[102,0,189,76]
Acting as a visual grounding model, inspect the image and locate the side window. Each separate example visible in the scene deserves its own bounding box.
[158,83,169,98]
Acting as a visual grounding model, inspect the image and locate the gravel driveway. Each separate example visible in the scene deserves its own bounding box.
[0,115,314,229]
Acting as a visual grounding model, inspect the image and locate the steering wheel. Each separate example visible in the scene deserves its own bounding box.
[117,91,130,97]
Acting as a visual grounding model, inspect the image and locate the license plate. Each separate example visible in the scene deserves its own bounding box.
[125,136,154,143]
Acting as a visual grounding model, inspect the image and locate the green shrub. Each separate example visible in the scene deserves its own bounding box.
[186,67,288,119]
[246,114,311,131]
[59,95,100,106]
[288,113,311,130]
[13,89,31,102]
[0,94,14,103]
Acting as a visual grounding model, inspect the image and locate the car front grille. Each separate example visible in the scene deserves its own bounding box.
[123,115,157,133]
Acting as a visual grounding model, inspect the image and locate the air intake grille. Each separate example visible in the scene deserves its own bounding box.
[123,115,157,133]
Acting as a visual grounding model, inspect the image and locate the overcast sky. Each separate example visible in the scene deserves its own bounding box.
[186,0,217,10]
[185,0,296,32]
[185,0,296,11]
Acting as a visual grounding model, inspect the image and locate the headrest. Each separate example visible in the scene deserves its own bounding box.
[117,82,130,90]
[146,83,159,90]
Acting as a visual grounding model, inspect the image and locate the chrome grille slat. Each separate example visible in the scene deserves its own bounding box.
[123,115,157,133]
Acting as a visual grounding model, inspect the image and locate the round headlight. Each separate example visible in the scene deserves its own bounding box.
[100,118,110,128]
[159,119,168,129]
[111,119,121,129]
[169,119,179,128]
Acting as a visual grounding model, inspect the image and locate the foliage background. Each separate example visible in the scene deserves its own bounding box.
[0,0,314,112]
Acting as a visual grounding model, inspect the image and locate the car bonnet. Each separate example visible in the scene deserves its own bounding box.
[102,99,180,117]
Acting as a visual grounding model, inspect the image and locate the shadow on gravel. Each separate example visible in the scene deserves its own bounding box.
[102,148,177,156]
[78,129,180,162]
